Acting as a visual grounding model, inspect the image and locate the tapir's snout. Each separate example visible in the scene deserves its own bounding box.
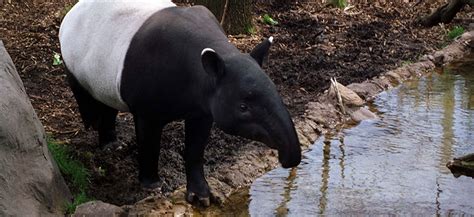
[232,110,302,169]
[279,144,302,168]
[259,108,302,169]
[275,124,302,168]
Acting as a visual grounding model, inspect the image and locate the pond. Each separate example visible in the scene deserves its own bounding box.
[195,56,474,216]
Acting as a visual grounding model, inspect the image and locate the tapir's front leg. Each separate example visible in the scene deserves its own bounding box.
[134,114,164,188]
[184,116,213,206]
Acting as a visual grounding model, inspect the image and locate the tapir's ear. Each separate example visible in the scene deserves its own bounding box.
[201,48,225,79]
[250,36,273,66]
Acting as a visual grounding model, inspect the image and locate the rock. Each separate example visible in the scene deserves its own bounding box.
[329,80,365,107]
[295,121,318,147]
[446,153,474,178]
[346,82,383,101]
[128,191,190,217]
[207,177,233,204]
[0,41,71,216]
[460,31,473,41]
[433,51,445,66]
[72,201,125,217]
[385,71,402,84]
[372,77,393,90]
[349,107,377,122]
[390,67,412,81]
[469,23,474,31]
[432,32,474,66]
[296,129,312,147]
[305,102,339,128]
[419,54,435,62]
[460,31,474,49]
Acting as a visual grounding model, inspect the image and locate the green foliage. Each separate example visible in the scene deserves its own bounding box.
[246,25,256,35]
[262,14,278,26]
[64,4,74,13]
[329,0,347,8]
[447,26,465,40]
[97,166,106,177]
[47,139,92,214]
[52,53,62,66]
[401,60,413,66]
[65,191,90,214]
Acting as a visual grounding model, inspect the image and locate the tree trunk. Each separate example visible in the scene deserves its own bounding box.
[193,0,252,35]
[419,0,473,27]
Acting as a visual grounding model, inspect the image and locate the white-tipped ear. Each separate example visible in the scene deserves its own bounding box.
[201,48,224,79]
[250,37,273,66]
[201,48,216,56]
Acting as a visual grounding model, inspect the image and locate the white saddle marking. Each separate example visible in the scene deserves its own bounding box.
[59,0,176,111]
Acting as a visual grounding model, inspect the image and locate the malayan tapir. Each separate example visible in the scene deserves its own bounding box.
[59,0,302,206]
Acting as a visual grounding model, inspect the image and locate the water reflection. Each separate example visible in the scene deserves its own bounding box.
[274,168,296,217]
[248,58,474,216]
[440,72,455,173]
[318,139,330,215]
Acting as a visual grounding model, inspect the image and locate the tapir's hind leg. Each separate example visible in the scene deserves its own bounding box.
[133,114,164,188]
[66,70,118,145]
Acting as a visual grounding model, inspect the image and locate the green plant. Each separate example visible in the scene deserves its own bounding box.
[262,14,278,26]
[447,26,465,40]
[329,0,347,8]
[64,4,74,14]
[246,25,256,35]
[47,139,92,214]
[52,52,62,66]
[65,191,90,214]
[97,166,106,177]
[401,60,413,66]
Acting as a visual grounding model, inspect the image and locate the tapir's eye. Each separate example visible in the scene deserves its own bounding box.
[239,103,248,112]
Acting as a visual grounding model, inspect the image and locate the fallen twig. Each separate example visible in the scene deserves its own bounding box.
[331,77,346,115]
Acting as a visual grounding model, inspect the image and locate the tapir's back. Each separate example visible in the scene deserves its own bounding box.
[59,0,176,111]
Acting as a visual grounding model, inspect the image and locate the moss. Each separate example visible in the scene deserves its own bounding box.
[47,138,92,214]
[329,0,347,8]
[447,26,465,40]
[245,25,256,35]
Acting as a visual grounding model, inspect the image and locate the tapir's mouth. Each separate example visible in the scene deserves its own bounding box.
[232,125,301,168]
[279,153,301,168]
[278,147,302,168]
[271,139,302,168]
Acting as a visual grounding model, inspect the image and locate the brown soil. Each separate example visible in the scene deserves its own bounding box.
[0,0,472,209]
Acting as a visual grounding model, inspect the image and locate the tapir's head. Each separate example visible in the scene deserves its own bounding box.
[202,37,301,168]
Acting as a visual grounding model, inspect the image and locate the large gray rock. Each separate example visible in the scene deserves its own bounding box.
[0,41,71,216]
[72,201,125,217]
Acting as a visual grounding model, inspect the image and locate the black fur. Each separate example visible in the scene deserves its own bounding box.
[66,5,301,206]
[66,70,118,145]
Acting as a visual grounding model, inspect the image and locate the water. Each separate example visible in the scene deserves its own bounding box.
[247,58,474,216]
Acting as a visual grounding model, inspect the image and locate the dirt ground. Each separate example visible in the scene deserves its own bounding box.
[0,0,472,208]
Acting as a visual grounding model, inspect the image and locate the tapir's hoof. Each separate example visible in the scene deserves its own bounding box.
[101,140,126,152]
[185,191,211,207]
